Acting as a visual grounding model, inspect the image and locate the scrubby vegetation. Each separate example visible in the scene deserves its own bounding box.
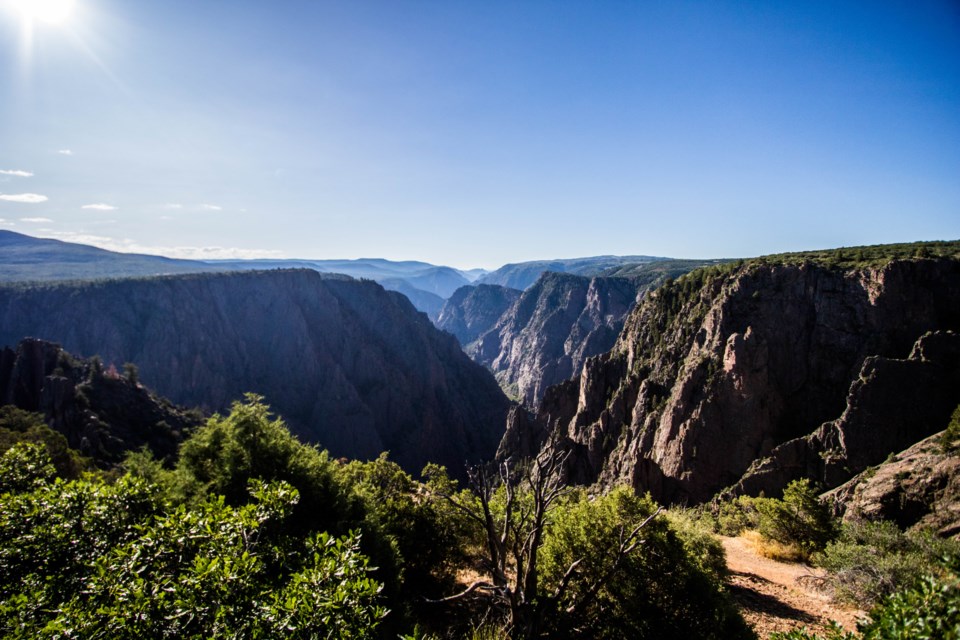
[814,519,960,608]
[709,479,836,562]
[0,396,752,638]
[770,568,960,640]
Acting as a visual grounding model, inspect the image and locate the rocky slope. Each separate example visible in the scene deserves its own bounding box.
[824,429,960,537]
[0,270,511,475]
[471,272,641,407]
[0,338,201,464]
[499,250,960,505]
[434,284,522,346]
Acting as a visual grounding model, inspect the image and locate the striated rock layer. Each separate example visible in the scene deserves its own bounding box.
[501,257,960,505]
[471,272,640,407]
[0,270,512,476]
[0,338,201,464]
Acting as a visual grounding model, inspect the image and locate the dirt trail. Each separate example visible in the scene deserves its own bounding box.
[721,536,864,638]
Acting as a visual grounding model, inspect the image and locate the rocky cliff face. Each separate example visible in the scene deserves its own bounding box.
[435,284,522,347]
[824,430,960,537]
[0,270,512,475]
[0,338,200,464]
[470,272,641,407]
[503,257,960,505]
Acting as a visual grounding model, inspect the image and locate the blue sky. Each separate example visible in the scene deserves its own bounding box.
[0,0,958,268]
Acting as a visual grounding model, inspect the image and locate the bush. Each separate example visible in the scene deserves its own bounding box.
[0,443,386,639]
[539,488,753,640]
[756,479,836,561]
[770,572,960,640]
[0,407,89,480]
[814,519,960,607]
[713,494,763,536]
[941,404,960,453]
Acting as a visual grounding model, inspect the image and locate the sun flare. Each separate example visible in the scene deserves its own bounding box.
[8,0,76,24]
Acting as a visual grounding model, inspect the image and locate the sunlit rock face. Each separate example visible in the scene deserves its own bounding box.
[502,257,960,505]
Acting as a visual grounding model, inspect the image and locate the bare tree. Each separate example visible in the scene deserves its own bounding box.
[429,449,661,639]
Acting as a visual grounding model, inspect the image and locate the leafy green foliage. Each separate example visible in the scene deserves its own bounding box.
[0,443,386,639]
[941,404,960,453]
[0,406,89,479]
[173,394,359,533]
[814,519,960,607]
[538,488,753,640]
[770,573,960,640]
[712,494,763,536]
[340,455,478,598]
[756,479,837,561]
[0,445,160,635]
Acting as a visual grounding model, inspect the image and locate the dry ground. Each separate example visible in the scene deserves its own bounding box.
[721,535,865,638]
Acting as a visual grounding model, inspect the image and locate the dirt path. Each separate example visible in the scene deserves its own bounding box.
[721,536,864,638]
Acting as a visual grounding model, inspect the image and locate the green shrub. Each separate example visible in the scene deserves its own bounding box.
[539,488,753,640]
[941,404,960,453]
[770,572,960,640]
[757,479,836,561]
[0,407,89,480]
[713,494,763,536]
[664,508,729,581]
[0,443,386,639]
[815,519,960,607]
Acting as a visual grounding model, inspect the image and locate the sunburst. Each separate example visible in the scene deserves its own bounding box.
[6,0,76,24]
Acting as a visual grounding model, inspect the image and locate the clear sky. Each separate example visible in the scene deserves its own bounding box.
[0,0,958,269]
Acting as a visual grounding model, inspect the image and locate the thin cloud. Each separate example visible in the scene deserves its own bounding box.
[163,203,183,210]
[0,193,48,203]
[20,217,54,223]
[41,231,284,260]
[57,149,74,156]
[0,170,33,177]
[82,203,118,211]
[199,204,223,211]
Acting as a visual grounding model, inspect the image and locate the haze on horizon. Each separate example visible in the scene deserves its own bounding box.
[0,0,957,270]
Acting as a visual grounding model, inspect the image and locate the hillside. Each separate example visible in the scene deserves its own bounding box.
[0,269,512,475]
[0,230,221,281]
[0,338,202,464]
[475,254,664,290]
[499,243,960,504]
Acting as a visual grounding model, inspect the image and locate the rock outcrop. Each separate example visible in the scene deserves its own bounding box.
[471,272,641,407]
[824,430,960,537]
[733,330,960,497]
[502,256,960,505]
[0,338,201,464]
[0,270,512,476]
[435,284,522,347]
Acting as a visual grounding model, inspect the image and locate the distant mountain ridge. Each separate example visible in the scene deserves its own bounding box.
[475,255,666,290]
[0,230,224,281]
[0,231,477,316]
[0,269,512,475]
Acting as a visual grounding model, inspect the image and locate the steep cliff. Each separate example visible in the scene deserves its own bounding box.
[503,249,960,505]
[0,270,512,475]
[435,284,522,346]
[471,273,640,407]
[0,338,201,464]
